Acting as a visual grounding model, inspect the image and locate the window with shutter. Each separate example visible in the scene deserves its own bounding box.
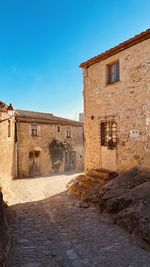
[107,61,120,84]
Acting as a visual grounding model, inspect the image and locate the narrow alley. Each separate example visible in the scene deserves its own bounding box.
[6,173,150,267]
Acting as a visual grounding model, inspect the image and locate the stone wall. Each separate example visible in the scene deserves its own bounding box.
[83,38,150,171]
[17,120,84,177]
[0,191,12,267]
[0,112,16,184]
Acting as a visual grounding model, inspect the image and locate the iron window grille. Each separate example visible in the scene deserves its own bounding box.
[101,120,117,149]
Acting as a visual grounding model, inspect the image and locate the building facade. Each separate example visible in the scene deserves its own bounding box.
[0,101,16,183]
[16,110,83,177]
[80,29,150,171]
[79,113,84,122]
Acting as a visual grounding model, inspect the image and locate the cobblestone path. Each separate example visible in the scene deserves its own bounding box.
[6,173,150,267]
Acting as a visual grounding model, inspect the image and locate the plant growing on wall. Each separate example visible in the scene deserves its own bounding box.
[49,139,72,172]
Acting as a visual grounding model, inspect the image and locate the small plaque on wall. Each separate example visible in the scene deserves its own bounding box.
[129,130,139,139]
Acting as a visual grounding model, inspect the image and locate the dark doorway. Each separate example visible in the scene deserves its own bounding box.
[64,151,76,171]
[29,150,41,177]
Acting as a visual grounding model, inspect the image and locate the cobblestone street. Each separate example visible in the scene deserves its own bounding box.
[6,172,150,267]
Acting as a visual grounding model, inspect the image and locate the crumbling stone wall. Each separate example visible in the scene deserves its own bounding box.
[83,38,150,171]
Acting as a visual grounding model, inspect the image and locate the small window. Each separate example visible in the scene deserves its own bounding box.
[29,151,34,158]
[107,61,120,84]
[35,150,40,157]
[101,120,117,149]
[29,150,40,158]
[66,130,71,138]
[58,126,60,132]
[8,120,11,138]
[31,125,38,137]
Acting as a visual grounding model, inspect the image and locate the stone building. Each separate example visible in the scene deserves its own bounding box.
[80,29,150,171]
[79,113,84,123]
[0,101,16,182]
[16,110,83,177]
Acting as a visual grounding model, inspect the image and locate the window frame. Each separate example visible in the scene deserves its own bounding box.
[106,60,120,85]
[66,130,71,138]
[100,120,117,149]
[31,125,38,137]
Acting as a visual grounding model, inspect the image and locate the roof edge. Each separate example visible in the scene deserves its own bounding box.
[0,100,8,112]
[15,109,82,126]
[80,29,150,68]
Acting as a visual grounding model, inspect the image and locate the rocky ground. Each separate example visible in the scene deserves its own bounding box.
[95,166,150,251]
[3,171,150,267]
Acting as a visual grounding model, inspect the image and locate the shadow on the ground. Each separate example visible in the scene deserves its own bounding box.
[6,189,150,267]
[13,170,83,180]
[6,191,91,266]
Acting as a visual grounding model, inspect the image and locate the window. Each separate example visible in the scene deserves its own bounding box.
[31,125,38,137]
[66,130,71,138]
[35,150,40,157]
[29,150,40,159]
[107,61,120,84]
[101,120,117,149]
[8,120,11,138]
[58,126,60,132]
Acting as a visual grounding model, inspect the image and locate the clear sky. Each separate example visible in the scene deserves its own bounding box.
[0,0,149,119]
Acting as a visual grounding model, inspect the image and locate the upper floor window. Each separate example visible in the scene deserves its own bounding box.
[58,126,60,132]
[107,61,120,85]
[66,130,71,138]
[31,125,38,137]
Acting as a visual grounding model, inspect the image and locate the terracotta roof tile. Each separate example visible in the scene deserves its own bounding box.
[16,109,53,119]
[16,109,82,126]
[80,29,150,68]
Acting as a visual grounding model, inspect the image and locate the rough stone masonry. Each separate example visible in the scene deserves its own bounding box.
[80,29,150,172]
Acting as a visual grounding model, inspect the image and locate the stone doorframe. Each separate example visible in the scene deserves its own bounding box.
[64,150,76,171]
[29,149,41,177]
[99,115,119,171]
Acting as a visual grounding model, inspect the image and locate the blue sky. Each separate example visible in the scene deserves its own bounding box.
[0,0,149,119]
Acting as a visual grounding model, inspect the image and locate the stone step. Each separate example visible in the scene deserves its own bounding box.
[86,169,118,180]
[95,168,118,178]
[79,179,97,189]
[68,169,118,201]
[69,184,91,200]
[86,170,109,180]
[85,175,109,185]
